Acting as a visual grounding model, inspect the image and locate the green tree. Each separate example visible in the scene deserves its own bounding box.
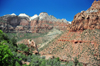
[0,41,13,66]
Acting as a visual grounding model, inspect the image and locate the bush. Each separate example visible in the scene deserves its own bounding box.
[77,62,83,66]
[11,36,17,46]
[55,57,60,61]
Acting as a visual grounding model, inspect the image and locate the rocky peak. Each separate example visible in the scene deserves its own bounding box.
[11,13,16,16]
[39,12,50,20]
[91,0,100,9]
[85,0,100,14]
[19,13,30,18]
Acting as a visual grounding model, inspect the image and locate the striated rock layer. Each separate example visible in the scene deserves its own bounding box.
[68,0,100,31]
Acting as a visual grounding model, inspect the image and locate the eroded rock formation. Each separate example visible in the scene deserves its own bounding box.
[27,39,39,54]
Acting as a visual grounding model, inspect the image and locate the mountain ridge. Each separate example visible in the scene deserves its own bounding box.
[0,12,70,33]
[3,12,71,23]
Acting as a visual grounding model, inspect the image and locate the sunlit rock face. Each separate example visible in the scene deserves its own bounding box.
[39,12,51,20]
[19,13,30,18]
[30,14,39,21]
[11,13,16,16]
[68,0,100,32]
[20,19,29,26]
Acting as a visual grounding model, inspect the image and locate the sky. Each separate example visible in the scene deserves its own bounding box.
[0,0,94,21]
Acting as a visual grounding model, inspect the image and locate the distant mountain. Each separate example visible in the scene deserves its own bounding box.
[0,12,71,33]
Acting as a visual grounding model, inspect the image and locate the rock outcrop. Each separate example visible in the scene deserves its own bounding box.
[68,0,100,31]
[27,39,39,54]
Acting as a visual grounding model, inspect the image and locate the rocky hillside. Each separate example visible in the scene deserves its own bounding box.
[68,0,100,32]
[0,12,70,33]
[40,29,100,66]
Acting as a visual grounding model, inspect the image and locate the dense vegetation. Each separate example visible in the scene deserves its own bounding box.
[0,30,83,66]
[0,30,61,66]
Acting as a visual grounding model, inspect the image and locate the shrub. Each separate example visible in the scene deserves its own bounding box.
[55,57,60,61]
[0,30,9,42]
[74,57,79,66]
[15,61,21,66]
[26,55,31,62]
[67,61,74,66]
[17,44,29,52]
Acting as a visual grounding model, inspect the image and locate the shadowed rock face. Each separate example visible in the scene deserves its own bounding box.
[68,0,100,32]
[7,16,21,28]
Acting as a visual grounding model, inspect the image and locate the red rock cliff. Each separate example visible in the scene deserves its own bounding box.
[68,0,100,31]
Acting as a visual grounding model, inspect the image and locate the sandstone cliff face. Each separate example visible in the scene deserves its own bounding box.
[20,19,29,26]
[68,0,100,31]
